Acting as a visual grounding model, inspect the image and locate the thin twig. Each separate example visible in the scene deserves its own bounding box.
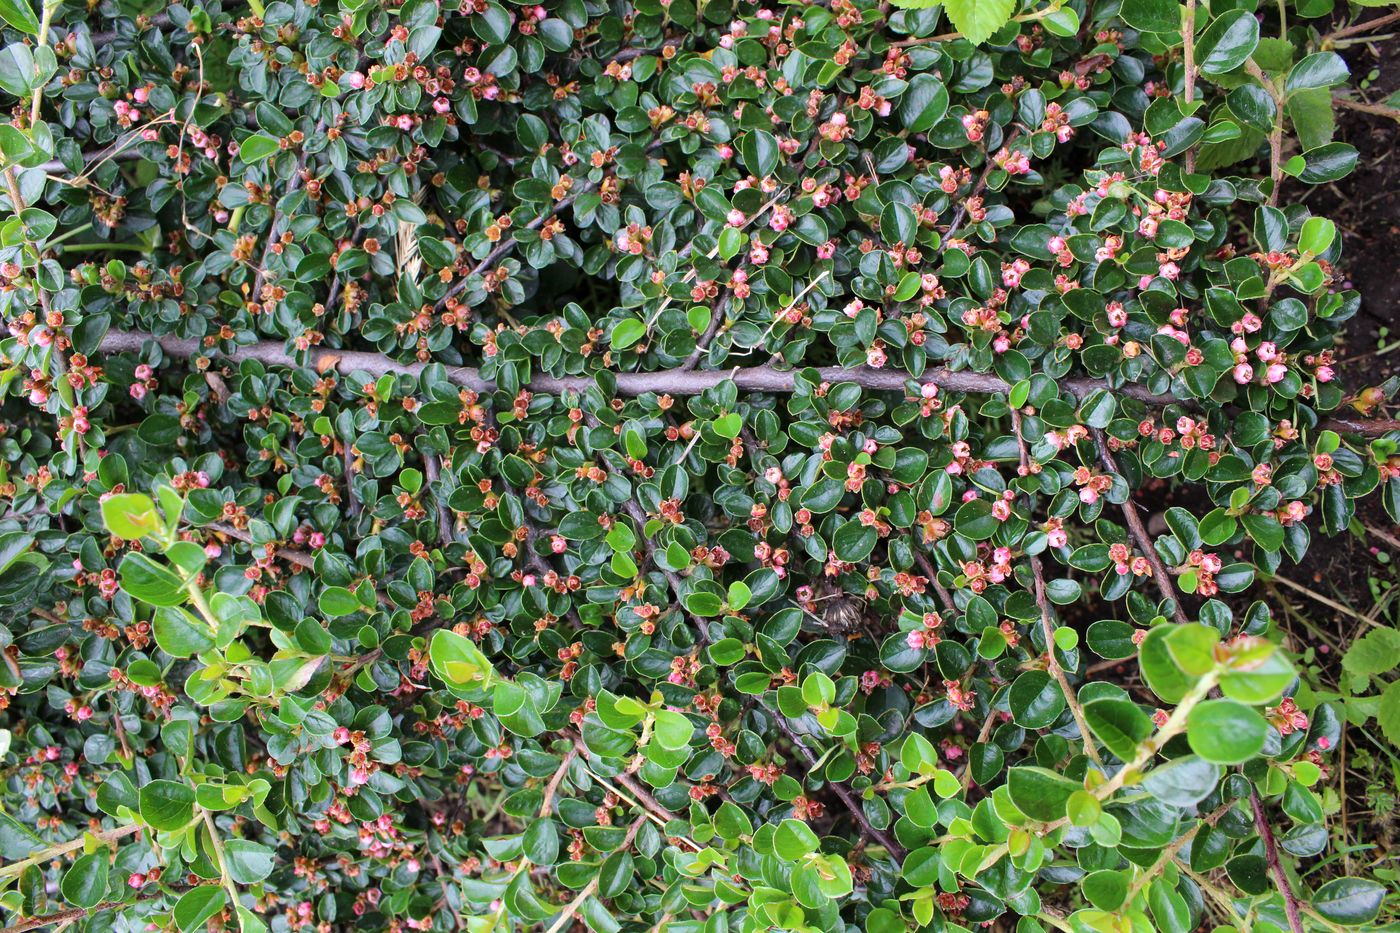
[1322,8,1400,43]
[1244,59,1287,207]
[542,814,648,933]
[539,747,578,819]
[1090,428,1192,624]
[1362,523,1400,552]
[774,716,906,860]
[201,810,242,912]
[0,889,181,933]
[1267,573,1383,630]
[1251,791,1306,933]
[209,522,315,571]
[422,451,453,545]
[84,12,172,45]
[247,131,321,306]
[913,550,958,619]
[943,128,1023,245]
[1331,95,1400,121]
[1012,409,1101,766]
[621,499,711,646]
[1124,799,1234,903]
[0,824,143,881]
[344,444,361,519]
[1183,0,1198,173]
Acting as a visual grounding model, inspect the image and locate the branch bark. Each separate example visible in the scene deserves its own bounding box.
[97,330,1400,436]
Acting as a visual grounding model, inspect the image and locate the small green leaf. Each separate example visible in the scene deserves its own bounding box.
[1299,216,1336,255]
[1186,699,1267,764]
[224,839,276,884]
[0,0,40,35]
[239,133,282,163]
[611,317,646,351]
[1006,766,1081,822]
[1195,11,1258,76]
[174,886,227,933]
[774,818,819,861]
[939,0,1016,44]
[101,493,163,540]
[61,852,109,909]
[153,607,215,659]
[1119,0,1180,33]
[652,709,693,751]
[713,412,743,439]
[1311,878,1385,926]
[429,630,495,690]
[139,779,197,831]
[801,671,836,707]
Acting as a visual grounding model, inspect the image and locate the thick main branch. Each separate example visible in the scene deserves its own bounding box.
[96,331,1400,435]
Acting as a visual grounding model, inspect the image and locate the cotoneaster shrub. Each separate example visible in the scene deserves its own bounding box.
[0,0,1397,930]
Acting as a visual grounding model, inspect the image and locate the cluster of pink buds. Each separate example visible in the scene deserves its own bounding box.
[1268,697,1309,736]
[514,4,548,34]
[905,612,944,650]
[1095,234,1123,263]
[1040,102,1073,143]
[1046,235,1074,267]
[1043,424,1089,451]
[961,547,1014,592]
[961,109,990,143]
[1231,337,1291,385]
[992,147,1030,175]
[819,111,852,142]
[938,164,971,194]
[1185,549,1224,596]
[185,125,221,160]
[1001,258,1030,288]
[706,721,735,756]
[860,669,890,694]
[1108,543,1151,577]
[128,362,157,400]
[668,653,700,686]
[1071,466,1112,504]
[287,526,326,551]
[944,679,975,712]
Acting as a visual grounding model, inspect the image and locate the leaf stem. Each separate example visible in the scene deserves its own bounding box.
[29,0,58,130]
[201,809,242,913]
